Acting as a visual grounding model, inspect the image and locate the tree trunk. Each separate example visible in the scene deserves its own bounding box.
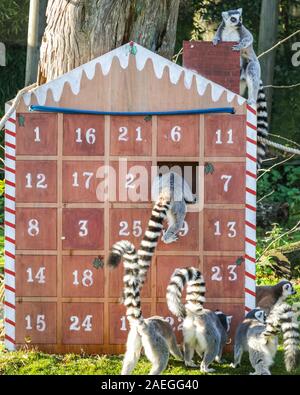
[38,0,180,84]
[258,0,280,121]
[25,0,47,85]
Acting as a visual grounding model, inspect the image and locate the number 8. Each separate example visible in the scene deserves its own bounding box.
[28,219,39,236]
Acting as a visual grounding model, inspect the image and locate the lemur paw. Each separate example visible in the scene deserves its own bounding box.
[215,356,225,364]
[232,44,241,51]
[162,234,178,244]
[185,361,198,368]
[200,367,215,373]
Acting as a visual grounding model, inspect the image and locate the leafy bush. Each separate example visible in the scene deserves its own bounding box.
[258,162,300,225]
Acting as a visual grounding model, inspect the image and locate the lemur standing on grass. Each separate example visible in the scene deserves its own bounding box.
[213,8,268,168]
[107,195,183,375]
[166,267,232,373]
[231,303,300,375]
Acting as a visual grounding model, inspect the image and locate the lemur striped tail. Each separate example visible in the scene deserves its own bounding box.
[257,80,269,169]
[166,267,206,319]
[263,303,300,372]
[107,240,145,327]
[137,193,171,287]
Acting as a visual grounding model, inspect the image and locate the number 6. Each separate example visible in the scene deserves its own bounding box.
[170,126,181,142]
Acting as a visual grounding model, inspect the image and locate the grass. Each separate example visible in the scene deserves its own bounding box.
[0,345,299,375]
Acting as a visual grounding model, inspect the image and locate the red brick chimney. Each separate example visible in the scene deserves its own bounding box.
[183,41,240,94]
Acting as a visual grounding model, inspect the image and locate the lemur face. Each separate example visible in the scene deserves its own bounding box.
[254,310,267,324]
[283,282,296,298]
[222,8,243,28]
[246,308,266,323]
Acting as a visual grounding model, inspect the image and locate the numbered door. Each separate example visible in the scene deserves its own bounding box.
[62,256,104,297]
[157,115,199,157]
[108,303,151,344]
[16,113,57,155]
[16,302,56,344]
[156,303,183,343]
[62,209,104,250]
[204,115,246,157]
[109,208,152,246]
[110,116,152,156]
[203,256,245,298]
[156,256,200,298]
[62,161,105,202]
[63,114,104,156]
[110,161,152,202]
[16,208,57,250]
[16,161,57,203]
[62,303,104,344]
[158,212,199,251]
[204,209,244,251]
[16,256,56,297]
[204,162,245,204]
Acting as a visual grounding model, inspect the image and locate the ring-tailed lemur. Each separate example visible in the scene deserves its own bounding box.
[256,280,296,315]
[110,192,173,289]
[231,303,300,374]
[166,267,232,372]
[213,8,268,168]
[151,172,196,244]
[108,196,183,375]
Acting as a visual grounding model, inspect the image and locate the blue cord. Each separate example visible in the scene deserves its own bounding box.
[30,105,235,116]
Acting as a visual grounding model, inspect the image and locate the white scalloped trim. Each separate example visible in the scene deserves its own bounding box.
[23,42,246,107]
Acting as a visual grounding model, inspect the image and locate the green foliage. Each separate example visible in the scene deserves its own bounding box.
[272,0,300,143]
[177,0,300,143]
[258,163,300,224]
[0,1,29,117]
[0,346,299,375]
[0,0,29,44]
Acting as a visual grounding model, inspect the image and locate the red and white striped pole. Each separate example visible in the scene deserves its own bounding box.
[244,104,257,313]
[4,105,16,350]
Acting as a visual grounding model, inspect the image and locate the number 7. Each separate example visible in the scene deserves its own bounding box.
[221,175,232,192]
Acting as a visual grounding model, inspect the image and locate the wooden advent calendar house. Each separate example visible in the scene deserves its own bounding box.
[4,42,257,354]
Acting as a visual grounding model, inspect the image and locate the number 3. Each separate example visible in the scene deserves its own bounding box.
[78,220,88,237]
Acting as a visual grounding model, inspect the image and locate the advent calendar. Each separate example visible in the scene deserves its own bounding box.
[4,43,257,354]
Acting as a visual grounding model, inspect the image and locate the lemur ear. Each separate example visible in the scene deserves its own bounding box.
[238,8,243,15]
[222,11,229,20]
